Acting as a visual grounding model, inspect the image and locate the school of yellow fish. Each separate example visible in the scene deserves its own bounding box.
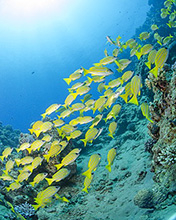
[0,0,174,216]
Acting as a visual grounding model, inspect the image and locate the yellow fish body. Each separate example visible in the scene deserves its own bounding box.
[105,148,117,172]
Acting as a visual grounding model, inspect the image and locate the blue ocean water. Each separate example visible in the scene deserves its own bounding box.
[0,0,150,132]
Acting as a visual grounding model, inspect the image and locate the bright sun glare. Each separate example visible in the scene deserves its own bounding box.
[0,0,69,23]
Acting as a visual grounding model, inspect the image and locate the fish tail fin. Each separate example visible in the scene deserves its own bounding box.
[63,78,71,85]
[105,164,112,172]
[119,94,128,103]
[3,170,8,175]
[104,85,109,90]
[128,95,138,105]
[149,66,158,78]
[26,147,32,154]
[71,92,78,100]
[16,148,20,153]
[87,76,92,83]
[15,159,20,167]
[0,156,4,162]
[82,169,91,179]
[145,61,151,69]
[45,178,53,185]
[43,154,50,163]
[80,139,87,147]
[135,51,142,60]
[6,187,10,192]
[32,204,40,211]
[34,130,41,138]
[82,187,88,193]
[82,67,89,76]
[55,163,63,170]
[41,113,46,119]
[29,181,35,187]
[28,128,33,134]
[66,136,71,141]
[108,133,114,139]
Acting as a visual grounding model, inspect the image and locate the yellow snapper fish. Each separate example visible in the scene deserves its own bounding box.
[145,49,157,69]
[27,140,45,154]
[43,144,62,162]
[16,171,31,183]
[0,173,14,181]
[70,102,85,113]
[87,75,105,84]
[135,44,153,60]
[58,108,72,119]
[66,130,82,141]
[63,94,75,108]
[41,104,61,119]
[81,94,92,103]
[97,82,105,93]
[82,173,94,193]
[108,121,117,138]
[128,75,142,105]
[55,152,80,170]
[63,68,83,85]
[154,32,163,45]
[94,56,117,66]
[151,24,159,31]
[89,114,103,128]
[16,142,30,153]
[104,78,121,90]
[29,120,43,135]
[77,116,94,125]
[71,85,91,100]
[105,104,121,122]
[15,156,33,167]
[68,82,85,93]
[33,186,60,210]
[53,118,65,127]
[105,147,117,172]
[106,36,116,45]
[3,160,15,175]
[169,10,176,21]
[29,173,48,187]
[0,147,13,161]
[82,153,101,179]
[92,97,107,114]
[6,182,22,192]
[139,32,150,41]
[35,121,53,138]
[42,134,52,142]
[167,20,176,27]
[46,168,70,185]
[120,71,134,84]
[105,87,125,109]
[112,48,119,57]
[115,59,132,72]
[163,34,173,45]
[60,124,76,136]
[161,8,170,19]
[119,82,132,103]
[150,48,169,77]
[141,103,153,123]
[29,157,43,172]
[80,127,99,147]
[82,66,113,77]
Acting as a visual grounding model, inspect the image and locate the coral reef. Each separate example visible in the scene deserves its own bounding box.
[0,122,20,151]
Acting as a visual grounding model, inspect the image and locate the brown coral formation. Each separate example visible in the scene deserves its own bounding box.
[146,63,176,190]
